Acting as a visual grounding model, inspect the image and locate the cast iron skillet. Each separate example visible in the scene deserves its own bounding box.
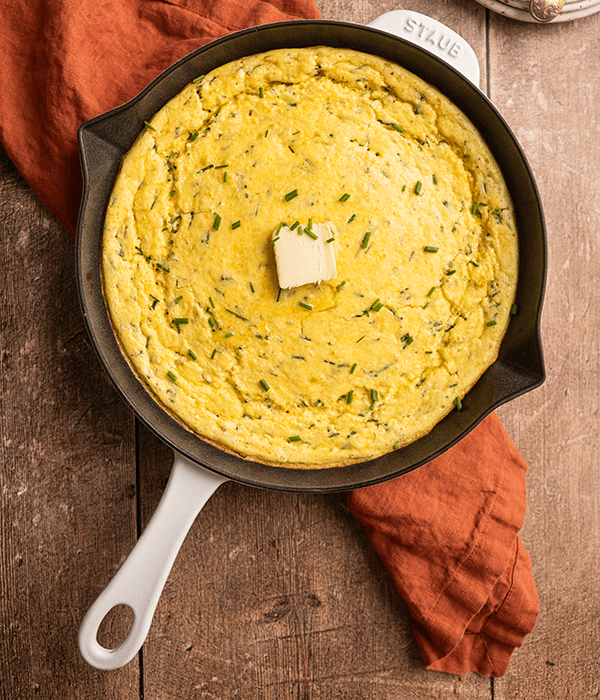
[77,17,545,492]
[76,12,546,669]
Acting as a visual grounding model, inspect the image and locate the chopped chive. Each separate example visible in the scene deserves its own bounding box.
[447,269,456,276]
[289,435,302,442]
[284,189,299,201]
[192,74,205,83]
[307,217,313,230]
[188,131,199,141]
[402,185,407,192]
[336,280,346,290]
[455,396,463,411]
[210,349,217,360]
[350,363,357,374]
[214,164,228,170]
[432,173,438,184]
[226,308,248,321]
[290,220,300,231]
[393,443,400,450]
[249,282,255,293]
[265,129,269,137]
[209,296,215,308]
[173,317,189,325]
[187,349,197,360]
[486,320,497,326]
[170,190,175,197]
[150,297,159,310]
[427,286,436,297]
[511,303,518,315]
[371,389,379,403]
[346,390,354,404]
[326,237,335,243]
[305,229,318,240]
[276,288,282,302]
[231,220,241,229]
[144,121,157,132]
[391,123,404,132]
[223,172,228,182]
[258,86,264,98]
[372,302,383,312]
[299,302,313,310]
[224,332,234,338]
[167,371,177,381]
[361,231,371,249]
[423,246,439,253]
[339,193,351,202]
[414,181,422,195]
[406,336,414,345]
[272,237,280,244]
[208,317,216,328]
[156,263,170,272]
[348,214,356,223]
[259,379,270,392]
[469,260,479,267]
[174,296,183,305]
[356,335,365,343]
[200,164,214,172]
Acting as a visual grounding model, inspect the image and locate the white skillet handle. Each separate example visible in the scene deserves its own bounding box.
[78,452,227,670]
[368,10,481,88]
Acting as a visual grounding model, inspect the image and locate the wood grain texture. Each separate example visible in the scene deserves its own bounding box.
[1,0,599,698]
[490,10,600,699]
[0,149,140,698]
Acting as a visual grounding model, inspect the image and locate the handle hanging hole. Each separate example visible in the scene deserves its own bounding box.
[96,603,134,651]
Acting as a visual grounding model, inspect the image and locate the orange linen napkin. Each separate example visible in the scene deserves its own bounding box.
[0,0,538,678]
[347,413,538,677]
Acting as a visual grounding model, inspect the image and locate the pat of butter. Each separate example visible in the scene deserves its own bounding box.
[273,222,337,288]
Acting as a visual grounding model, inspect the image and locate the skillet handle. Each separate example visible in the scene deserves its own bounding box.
[368,10,481,88]
[78,452,227,670]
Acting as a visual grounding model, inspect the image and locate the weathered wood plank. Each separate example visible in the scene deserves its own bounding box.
[489,10,600,699]
[0,147,140,699]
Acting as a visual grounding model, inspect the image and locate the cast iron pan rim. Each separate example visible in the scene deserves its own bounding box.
[76,18,546,493]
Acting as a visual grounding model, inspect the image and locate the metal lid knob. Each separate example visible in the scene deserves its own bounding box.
[529,0,567,22]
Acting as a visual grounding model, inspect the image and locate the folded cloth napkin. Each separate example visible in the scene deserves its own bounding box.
[347,413,538,676]
[0,0,538,677]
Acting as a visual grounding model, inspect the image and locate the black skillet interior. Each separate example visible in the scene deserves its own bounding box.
[76,20,546,493]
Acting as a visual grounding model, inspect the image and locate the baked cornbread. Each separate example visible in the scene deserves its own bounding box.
[102,47,518,467]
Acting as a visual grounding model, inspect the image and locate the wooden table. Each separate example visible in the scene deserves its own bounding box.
[1,1,599,697]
